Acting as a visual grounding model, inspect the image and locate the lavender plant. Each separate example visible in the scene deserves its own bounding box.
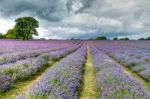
[25,45,86,99]
[93,41,150,81]
[89,44,150,99]
[0,40,81,92]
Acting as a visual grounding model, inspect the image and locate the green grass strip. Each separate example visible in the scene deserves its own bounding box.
[79,45,99,99]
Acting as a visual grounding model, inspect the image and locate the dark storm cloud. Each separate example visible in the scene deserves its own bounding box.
[0,0,70,21]
[0,0,94,21]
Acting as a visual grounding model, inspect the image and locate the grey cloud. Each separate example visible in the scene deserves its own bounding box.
[0,0,150,39]
[0,0,69,21]
[0,0,94,21]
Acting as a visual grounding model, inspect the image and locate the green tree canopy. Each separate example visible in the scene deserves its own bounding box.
[5,29,19,39]
[119,37,129,40]
[15,17,39,40]
[138,38,145,40]
[0,33,6,39]
[96,36,107,40]
[113,37,118,40]
[146,37,150,40]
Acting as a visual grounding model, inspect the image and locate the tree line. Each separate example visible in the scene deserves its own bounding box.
[90,36,150,40]
[0,17,39,40]
[89,36,130,40]
[1,17,150,41]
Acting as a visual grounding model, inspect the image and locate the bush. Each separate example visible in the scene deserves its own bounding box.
[138,38,145,40]
[113,37,118,40]
[96,36,107,40]
[0,33,6,39]
[146,37,150,40]
[119,37,129,40]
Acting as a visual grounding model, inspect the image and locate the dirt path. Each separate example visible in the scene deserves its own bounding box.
[79,45,99,99]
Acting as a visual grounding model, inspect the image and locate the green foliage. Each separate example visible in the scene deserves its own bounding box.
[146,37,150,40]
[0,33,6,39]
[138,37,150,40]
[5,29,20,39]
[49,79,58,86]
[96,36,107,40]
[3,67,16,75]
[119,37,129,40]
[15,17,39,40]
[113,37,118,40]
[0,57,5,64]
[138,38,145,40]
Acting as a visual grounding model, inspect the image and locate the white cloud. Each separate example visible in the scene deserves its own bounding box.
[98,17,123,27]
[34,27,49,39]
[131,22,144,29]
[70,0,83,14]
[0,18,15,34]
[43,26,97,39]
[62,14,122,29]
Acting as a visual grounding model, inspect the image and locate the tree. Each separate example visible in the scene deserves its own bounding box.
[0,33,6,39]
[138,38,145,40]
[15,17,39,40]
[146,37,150,40]
[96,36,107,40]
[119,37,129,40]
[5,29,20,39]
[113,37,118,40]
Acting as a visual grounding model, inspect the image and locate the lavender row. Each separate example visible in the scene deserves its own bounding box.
[20,45,86,99]
[0,42,81,66]
[119,40,150,50]
[89,44,150,99]
[0,44,80,92]
[93,41,150,81]
[97,67,150,99]
[89,44,117,72]
[0,44,80,69]
[0,40,80,55]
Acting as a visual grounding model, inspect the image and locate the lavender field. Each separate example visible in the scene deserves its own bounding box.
[0,40,150,99]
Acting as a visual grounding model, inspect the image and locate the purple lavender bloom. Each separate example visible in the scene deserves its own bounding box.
[0,40,82,92]
[92,41,150,81]
[0,73,11,92]
[26,45,86,99]
[139,69,150,81]
[96,67,150,99]
[89,43,150,99]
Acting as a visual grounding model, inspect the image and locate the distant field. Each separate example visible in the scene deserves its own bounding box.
[0,40,150,99]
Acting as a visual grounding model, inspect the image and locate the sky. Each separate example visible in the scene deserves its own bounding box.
[0,0,150,39]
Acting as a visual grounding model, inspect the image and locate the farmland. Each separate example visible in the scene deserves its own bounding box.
[0,40,150,99]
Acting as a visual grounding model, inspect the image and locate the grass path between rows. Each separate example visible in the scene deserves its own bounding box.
[79,45,99,99]
[107,55,150,94]
[0,60,56,99]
